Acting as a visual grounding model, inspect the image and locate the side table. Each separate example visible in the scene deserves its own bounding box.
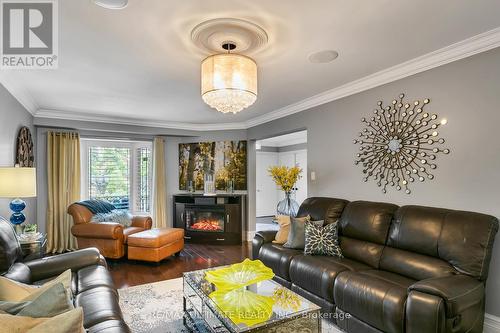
[20,234,47,261]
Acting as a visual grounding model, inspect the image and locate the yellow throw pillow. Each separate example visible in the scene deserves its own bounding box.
[273,215,291,244]
[0,269,72,302]
[0,307,84,333]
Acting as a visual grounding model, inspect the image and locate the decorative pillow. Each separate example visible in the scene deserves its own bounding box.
[283,216,321,250]
[272,215,291,244]
[0,307,85,333]
[92,209,133,227]
[304,220,343,257]
[0,283,74,318]
[0,269,72,302]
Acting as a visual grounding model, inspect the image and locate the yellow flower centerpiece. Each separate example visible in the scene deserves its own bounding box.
[209,289,275,327]
[205,259,276,327]
[205,259,274,291]
[268,166,302,216]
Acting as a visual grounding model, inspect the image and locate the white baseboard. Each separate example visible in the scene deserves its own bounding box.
[484,314,500,333]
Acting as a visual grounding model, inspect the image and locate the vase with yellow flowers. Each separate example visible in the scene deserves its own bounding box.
[268,166,302,217]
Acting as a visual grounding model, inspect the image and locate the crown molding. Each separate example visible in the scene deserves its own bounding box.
[0,72,38,115]
[244,26,500,128]
[34,108,247,131]
[9,27,500,130]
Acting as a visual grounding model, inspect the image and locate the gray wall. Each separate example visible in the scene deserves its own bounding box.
[248,47,500,316]
[0,84,36,224]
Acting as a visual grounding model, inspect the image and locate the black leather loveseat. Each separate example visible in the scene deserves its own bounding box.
[0,217,130,333]
[253,197,498,333]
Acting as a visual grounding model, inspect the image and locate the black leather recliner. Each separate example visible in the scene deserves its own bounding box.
[0,217,130,333]
[253,197,498,333]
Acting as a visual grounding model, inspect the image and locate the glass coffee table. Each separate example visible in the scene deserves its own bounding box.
[183,266,321,333]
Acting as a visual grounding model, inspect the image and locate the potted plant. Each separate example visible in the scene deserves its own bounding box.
[268,166,302,217]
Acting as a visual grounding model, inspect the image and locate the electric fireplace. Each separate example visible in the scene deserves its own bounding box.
[173,194,245,245]
[185,205,225,233]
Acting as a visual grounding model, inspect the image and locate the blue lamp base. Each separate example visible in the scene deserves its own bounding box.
[10,198,26,234]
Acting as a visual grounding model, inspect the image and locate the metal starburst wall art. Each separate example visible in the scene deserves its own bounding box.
[353,93,450,194]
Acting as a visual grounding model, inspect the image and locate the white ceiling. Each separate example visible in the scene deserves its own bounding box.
[257,130,307,148]
[2,0,500,130]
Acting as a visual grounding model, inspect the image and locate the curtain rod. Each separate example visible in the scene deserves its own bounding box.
[80,135,153,142]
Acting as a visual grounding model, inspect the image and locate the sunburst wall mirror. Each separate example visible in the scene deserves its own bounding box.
[353,93,450,194]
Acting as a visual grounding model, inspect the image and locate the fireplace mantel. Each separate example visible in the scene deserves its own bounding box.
[173,194,246,245]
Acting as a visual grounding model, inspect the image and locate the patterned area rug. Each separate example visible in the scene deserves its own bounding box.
[118,278,342,333]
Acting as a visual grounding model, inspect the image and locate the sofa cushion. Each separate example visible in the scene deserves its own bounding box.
[380,246,456,281]
[296,197,349,225]
[258,243,302,281]
[388,205,499,280]
[75,286,123,328]
[76,265,116,294]
[334,270,415,333]
[289,255,370,302]
[338,201,398,268]
[339,201,398,244]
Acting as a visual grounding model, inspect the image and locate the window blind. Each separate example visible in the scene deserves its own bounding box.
[88,146,131,210]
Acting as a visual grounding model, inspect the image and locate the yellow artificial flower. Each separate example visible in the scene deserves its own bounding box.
[268,166,303,193]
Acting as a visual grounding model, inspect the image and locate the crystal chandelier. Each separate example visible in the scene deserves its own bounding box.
[201,43,257,114]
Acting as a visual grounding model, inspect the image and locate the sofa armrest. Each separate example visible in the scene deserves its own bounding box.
[71,222,124,240]
[252,230,278,260]
[406,291,446,333]
[131,216,152,229]
[408,275,484,316]
[25,247,103,281]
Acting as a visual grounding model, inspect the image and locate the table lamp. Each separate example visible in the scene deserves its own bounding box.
[0,167,37,233]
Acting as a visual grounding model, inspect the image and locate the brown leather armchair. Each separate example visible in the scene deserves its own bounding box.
[68,203,152,259]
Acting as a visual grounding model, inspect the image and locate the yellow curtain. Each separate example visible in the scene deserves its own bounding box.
[46,132,81,253]
[153,137,167,228]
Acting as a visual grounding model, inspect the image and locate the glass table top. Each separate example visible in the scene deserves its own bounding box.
[183,266,321,333]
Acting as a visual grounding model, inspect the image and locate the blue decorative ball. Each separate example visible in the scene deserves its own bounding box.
[10,199,26,213]
[10,212,26,225]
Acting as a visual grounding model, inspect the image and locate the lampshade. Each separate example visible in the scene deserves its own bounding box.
[201,53,257,114]
[0,167,37,198]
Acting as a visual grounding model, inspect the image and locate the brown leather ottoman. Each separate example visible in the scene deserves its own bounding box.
[127,228,184,262]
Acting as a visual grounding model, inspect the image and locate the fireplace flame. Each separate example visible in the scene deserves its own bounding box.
[190,218,223,231]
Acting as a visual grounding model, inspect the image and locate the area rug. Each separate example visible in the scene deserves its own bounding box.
[118,278,342,333]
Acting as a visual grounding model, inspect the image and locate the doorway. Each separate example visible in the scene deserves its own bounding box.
[255,130,307,222]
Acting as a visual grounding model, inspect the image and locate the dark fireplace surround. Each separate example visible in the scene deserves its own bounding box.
[173,194,244,245]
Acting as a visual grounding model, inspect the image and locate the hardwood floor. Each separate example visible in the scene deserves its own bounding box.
[107,242,251,289]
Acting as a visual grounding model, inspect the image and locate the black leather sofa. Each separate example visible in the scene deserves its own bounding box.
[0,217,130,333]
[253,197,498,333]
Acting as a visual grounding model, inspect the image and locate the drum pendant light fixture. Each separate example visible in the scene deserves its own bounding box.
[201,42,258,114]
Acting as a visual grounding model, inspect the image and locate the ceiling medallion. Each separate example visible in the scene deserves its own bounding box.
[353,93,450,194]
[192,18,268,114]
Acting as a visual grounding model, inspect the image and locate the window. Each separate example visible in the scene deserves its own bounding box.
[81,139,152,214]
